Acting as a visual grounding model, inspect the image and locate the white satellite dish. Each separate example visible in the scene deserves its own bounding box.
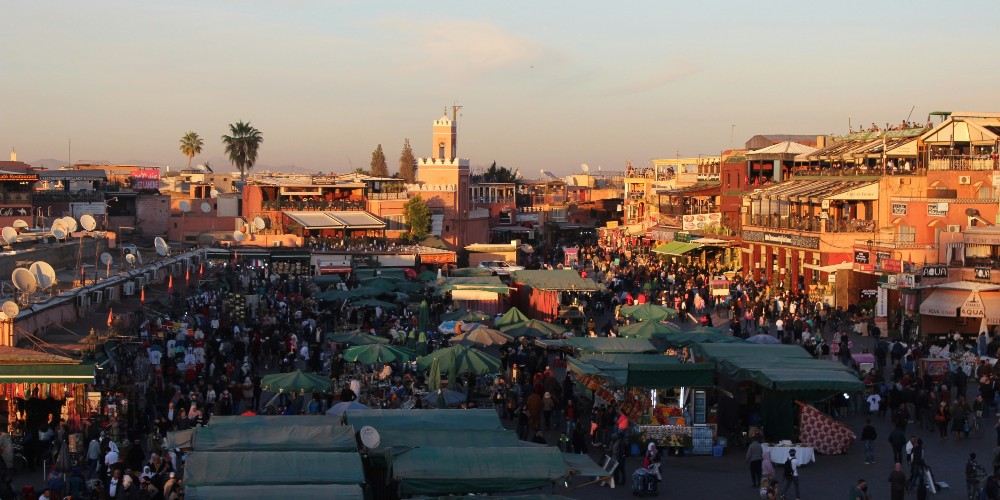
[11,220,28,230]
[581,163,590,173]
[233,231,246,242]
[80,214,97,231]
[125,253,137,266]
[253,217,266,230]
[11,268,37,294]
[2,301,19,320]
[359,426,381,449]
[200,202,212,213]
[29,262,57,290]
[101,252,113,265]
[154,237,169,256]
[1,227,17,245]
[61,216,78,232]
[210,189,220,198]
[52,227,67,240]
[179,201,191,213]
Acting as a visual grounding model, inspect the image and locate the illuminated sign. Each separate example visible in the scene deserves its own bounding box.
[131,168,160,191]
[0,174,39,182]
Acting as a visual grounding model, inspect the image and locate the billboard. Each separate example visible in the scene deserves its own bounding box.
[131,168,160,191]
[681,212,721,231]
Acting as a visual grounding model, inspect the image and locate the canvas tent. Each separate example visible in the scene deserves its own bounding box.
[170,424,356,452]
[343,408,504,431]
[185,484,364,500]
[388,447,571,495]
[183,451,364,487]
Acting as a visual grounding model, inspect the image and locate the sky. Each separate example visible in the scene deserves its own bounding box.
[2,1,999,177]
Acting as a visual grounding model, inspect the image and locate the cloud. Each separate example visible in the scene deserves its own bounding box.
[373,17,546,81]
[611,59,699,95]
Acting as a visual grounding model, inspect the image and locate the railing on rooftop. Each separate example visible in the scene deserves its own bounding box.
[745,214,876,233]
[658,205,719,216]
[928,155,997,171]
[367,192,408,200]
[791,166,918,177]
[261,199,364,211]
[33,190,104,202]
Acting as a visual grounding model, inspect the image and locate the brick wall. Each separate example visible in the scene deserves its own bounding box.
[136,194,170,236]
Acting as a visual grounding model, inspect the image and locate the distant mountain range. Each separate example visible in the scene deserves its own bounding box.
[26,158,325,175]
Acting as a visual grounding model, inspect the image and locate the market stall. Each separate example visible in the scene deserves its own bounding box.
[0,347,95,436]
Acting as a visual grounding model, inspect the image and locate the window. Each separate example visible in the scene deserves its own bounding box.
[979,186,993,199]
[897,225,916,244]
[383,214,406,231]
[550,208,567,222]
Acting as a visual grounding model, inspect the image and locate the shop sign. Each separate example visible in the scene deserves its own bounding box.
[0,173,39,182]
[681,212,721,231]
[675,232,691,243]
[860,289,878,299]
[921,265,948,278]
[876,287,888,317]
[927,203,948,217]
[891,203,907,216]
[876,251,892,261]
[516,213,539,223]
[976,267,992,280]
[962,292,985,317]
[420,252,456,264]
[880,259,902,273]
[605,221,619,229]
[131,168,160,191]
[898,274,915,287]
[742,230,820,250]
[854,263,874,272]
[854,251,870,264]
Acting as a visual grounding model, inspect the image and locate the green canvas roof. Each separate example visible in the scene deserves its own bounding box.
[207,415,338,426]
[570,355,714,388]
[435,276,510,296]
[495,306,529,328]
[371,429,518,453]
[509,270,605,292]
[579,353,678,365]
[655,330,747,347]
[183,424,356,452]
[689,343,813,362]
[184,451,364,487]
[0,364,94,384]
[562,337,657,353]
[185,484,365,500]
[450,268,494,277]
[344,409,504,431]
[691,343,863,392]
[389,447,570,495]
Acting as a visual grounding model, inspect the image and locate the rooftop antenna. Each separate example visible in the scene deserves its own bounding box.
[905,105,916,123]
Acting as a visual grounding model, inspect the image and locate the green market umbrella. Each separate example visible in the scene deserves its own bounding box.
[620,303,678,322]
[418,270,438,282]
[347,286,394,298]
[417,344,501,376]
[441,308,491,323]
[416,331,429,356]
[342,344,416,364]
[691,326,723,334]
[326,331,389,345]
[500,319,567,339]
[351,298,399,310]
[418,300,430,332]
[428,357,441,392]
[495,307,529,329]
[449,327,514,347]
[617,320,682,339]
[261,370,333,394]
[362,277,424,293]
[406,330,417,350]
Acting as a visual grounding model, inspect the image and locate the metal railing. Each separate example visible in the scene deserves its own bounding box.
[33,190,104,202]
[472,197,515,204]
[658,205,719,216]
[367,192,408,200]
[928,156,997,171]
[261,199,365,211]
[745,214,875,233]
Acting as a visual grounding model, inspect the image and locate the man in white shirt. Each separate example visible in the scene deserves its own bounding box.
[866,392,881,415]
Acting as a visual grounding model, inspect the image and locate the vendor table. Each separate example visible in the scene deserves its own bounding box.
[763,444,815,465]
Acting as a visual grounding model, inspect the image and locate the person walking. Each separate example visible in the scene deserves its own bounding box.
[888,463,906,500]
[861,419,877,464]
[746,436,763,488]
[850,478,870,499]
[888,427,906,465]
[907,438,926,491]
[967,452,986,500]
[780,448,800,500]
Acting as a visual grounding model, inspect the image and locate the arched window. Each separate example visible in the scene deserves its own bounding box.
[439,143,445,158]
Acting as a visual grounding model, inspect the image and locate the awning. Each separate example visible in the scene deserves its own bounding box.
[919,289,969,317]
[284,211,343,229]
[653,241,701,256]
[0,364,95,384]
[184,451,364,487]
[826,182,879,201]
[283,211,386,230]
[270,252,311,261]
[802,262,853,273]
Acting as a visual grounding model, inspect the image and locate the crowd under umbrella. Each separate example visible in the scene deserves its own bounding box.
[418,300,431,332]
[746,333,782,344]
[449,327,514,347]
[326,331,388,345]
[417,344,501,390]
[417,270,438,282]
[441,308,491,323]
[261,370,333,394]
[619,303,678,322]
[350,298,399,310]
[326,400,369,416]
[500,319,567,339]
[617,320,682,339]
[494,306,529,330]
[342,343,416,364]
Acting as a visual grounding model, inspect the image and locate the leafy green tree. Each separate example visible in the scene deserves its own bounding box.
[221,121,263,180]
[179,131,204,169]
[473,162,519,183]
[398,138,416,182]
[353,166,368,175]
[403,195,431,241]
[370,144,389,177]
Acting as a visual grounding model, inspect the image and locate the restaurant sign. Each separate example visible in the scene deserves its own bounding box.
[681,212,721,231]
[891,203,907,216]
[921,265,948,278]
[976,267,992,280]
[0,174,39,182]
[962,292,985,318]
[131,168,161,191]
[742,230,820,250]
[854,251,870,264]
[879,259,902,273]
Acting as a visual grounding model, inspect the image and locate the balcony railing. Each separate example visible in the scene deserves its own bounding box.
[745,214,876,233]
[472,197,515,205]
[261,199,364,211]
[928,156,997,171]
[658,205,719,216]
[367,192,408,200]
[792,166,918,177]
[33,190,103,202]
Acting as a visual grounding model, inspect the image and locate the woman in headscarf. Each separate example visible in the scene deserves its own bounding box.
[139,465,154,482]
[761,446,775,481]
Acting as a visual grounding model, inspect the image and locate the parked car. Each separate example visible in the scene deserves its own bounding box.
[478,260,524,276]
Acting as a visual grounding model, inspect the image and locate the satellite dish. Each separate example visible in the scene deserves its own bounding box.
[80,214,97,231]
[101,252,113,265]
[11,268,38,294]
[2,301,19,320]
[1,227,17,245]
[179,201,191,213]
[210,189,220,198]
[253,217,266,230]
[61,217,78,232]
[200,202,212,213]
[125,253,137,266]
[29,262,57,290]
[359,426,381,449]
[52,227,67,240]
[233,231,246,242]
[11,220,28,230]
[154,237,169,256]
[581,163,590,173]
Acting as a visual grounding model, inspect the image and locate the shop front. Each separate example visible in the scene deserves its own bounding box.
[0,347,95,437]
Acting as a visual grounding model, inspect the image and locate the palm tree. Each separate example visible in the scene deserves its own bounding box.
[221,121,263,180]
[178,131,204,169]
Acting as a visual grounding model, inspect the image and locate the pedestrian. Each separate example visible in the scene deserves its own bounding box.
[888,427,906,464]
[861,419,877,464]
[850,478,870,500]
[907,438,925,491]
[761,447,775,481]
[935,401,950,439]
[610,432,629,488]
[542,392,554,429]
[780,448,800,500]
[746,436,763,488]
[968,452,986,500]
[888,462,906,500]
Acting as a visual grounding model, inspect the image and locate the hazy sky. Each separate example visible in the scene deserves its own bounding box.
[3,1,999,177]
